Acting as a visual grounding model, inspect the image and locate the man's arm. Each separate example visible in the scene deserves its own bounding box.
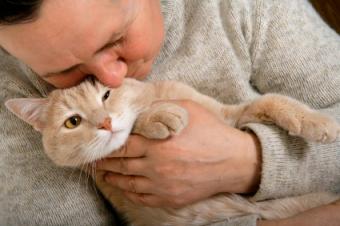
[206,199,340,226]
[243,0,340,201]
[259,199,340,226]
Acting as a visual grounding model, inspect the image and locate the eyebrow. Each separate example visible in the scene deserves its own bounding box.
[42,32,122,78]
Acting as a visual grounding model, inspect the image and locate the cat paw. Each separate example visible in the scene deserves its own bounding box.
[133,103,189,139]
[289,112,339,143]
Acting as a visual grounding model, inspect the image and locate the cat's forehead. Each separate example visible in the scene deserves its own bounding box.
[46,78,140,114]
[48,80,106,109]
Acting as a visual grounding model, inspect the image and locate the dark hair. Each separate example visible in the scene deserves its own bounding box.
[0,0,43,25]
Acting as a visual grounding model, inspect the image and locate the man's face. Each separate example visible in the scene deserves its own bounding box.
[0,0,164,88]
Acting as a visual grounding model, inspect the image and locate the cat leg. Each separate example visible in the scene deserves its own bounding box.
[235,94,339,143]
[132,102,189,139]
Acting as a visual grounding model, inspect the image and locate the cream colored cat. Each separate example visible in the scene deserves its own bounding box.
[5,78,340,226]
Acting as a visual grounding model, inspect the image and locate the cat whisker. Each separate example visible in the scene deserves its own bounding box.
[86,136,104,159]
[86,149,101,189]
[76,163,86,192]
[83,151,101,200]
[90,161,101,199]
[82,153,98,192]
[75,152,95,193]
[65,151,88,194]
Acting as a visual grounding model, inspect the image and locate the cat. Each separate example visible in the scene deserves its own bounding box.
[5,78,340,226]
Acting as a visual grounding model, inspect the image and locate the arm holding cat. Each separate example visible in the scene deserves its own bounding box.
[258,199,340,226]
[243,0,340,201]
[98,99,262,207]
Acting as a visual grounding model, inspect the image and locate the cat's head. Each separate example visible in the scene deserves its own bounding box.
[5,78,149,167]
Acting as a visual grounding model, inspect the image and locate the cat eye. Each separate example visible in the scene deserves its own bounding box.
[64,115,82,129]
[102,90,111,101]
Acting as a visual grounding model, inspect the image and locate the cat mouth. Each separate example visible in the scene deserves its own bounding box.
[110,129,123,134]
[103,129,126,146]
[105,128,124,138]
[98,127,124,134]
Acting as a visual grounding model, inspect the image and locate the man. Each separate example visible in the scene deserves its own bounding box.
[0,0,339,225]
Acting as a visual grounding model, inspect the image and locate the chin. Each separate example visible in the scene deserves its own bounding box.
[91,129,131,162]
[104,130,130,156]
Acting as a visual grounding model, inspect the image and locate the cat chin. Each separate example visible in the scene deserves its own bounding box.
[78,129,131,165]
[99,130,130,157]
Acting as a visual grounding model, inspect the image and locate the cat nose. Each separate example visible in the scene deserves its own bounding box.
[98,117,112,131]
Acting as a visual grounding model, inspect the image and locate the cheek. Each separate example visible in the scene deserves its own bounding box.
[122,38,157,62]
[122,21,164,62]
[43,127,97,166]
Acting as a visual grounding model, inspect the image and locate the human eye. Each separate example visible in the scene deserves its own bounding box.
[107,36,126,48]
[42,68,87,88]
[49,69,82,80]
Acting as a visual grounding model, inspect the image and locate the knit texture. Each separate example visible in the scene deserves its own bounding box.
[1,0,339,225]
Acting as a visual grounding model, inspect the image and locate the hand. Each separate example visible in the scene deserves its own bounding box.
[258,199,340,226]
[96,100,262,208]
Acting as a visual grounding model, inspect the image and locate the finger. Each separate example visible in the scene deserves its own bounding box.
[105,173,154,194]
[123,191,165,208]
[96,157,146,176]
[107,135,150,158]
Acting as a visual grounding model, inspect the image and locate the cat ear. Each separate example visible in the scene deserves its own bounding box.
[5,98,48,132]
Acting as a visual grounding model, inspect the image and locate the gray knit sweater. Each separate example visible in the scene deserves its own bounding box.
[0,0,339,225]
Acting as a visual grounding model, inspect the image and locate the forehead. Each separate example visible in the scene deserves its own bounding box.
[50,80,102,106]
[0,0,134,74]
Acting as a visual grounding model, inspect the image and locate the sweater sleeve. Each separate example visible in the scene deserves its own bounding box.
[244,0,340,200]
[0,51,117,225]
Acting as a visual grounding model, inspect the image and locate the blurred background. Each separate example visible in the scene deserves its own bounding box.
[310,0,340,33]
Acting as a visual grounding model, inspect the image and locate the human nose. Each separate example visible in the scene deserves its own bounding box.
[84,54,128,88]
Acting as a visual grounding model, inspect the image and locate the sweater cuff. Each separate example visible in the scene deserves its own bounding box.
[206,214,259,226]
[241,122,307,201]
